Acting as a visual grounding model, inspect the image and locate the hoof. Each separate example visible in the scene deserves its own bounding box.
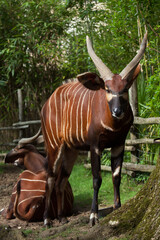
[89,213,99,227]
[44,218,51,228]
[113,203,121,210]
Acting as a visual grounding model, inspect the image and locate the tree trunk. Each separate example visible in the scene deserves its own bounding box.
[84,154,160,240]
[129,81,139,163]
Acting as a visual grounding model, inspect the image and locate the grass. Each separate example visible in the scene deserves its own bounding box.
[0,160,144,209]
[69,164,144,209]
[22,229,33,237]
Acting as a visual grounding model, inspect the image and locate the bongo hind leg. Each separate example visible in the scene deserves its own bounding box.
[43,144,65,226]
[55,147,78,223]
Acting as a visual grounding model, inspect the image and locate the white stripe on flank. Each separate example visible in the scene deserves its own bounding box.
[62,84,73,138]
[86,90,91,132]
[64,84,74,140]
[54,89,59,143]
[22,170,37,176]
[66,83,80,143]
[86,91,96,132]
[80,88,89,142]
[65,83,77,142]
[69,84,84,144]
[49,96,58,147]
[41,105,55,150]
[20,189,45,192]
[60,84,71,134]
[18,195,44,207]
[20,178,46,183]
[76,88,87,142]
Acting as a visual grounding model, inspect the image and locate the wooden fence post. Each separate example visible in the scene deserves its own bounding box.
[17,89,23,139]
[129,80,139,163]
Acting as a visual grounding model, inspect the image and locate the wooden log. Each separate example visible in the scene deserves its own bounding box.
[13,120,41,127]
[123,162,155,172]
[123,169,136,177]
[84,162,155,174]
[126,138,155,145]
[0,143,16,147]
[0,153,6,158]
[0,125,29,130]
[104,146,135,152]
[12,117,160,127]
[134,117,160,124]
[84,164,135,177]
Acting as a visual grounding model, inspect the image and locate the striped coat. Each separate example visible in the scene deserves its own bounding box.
[41,79,133,151]
[41,76,133,226]
[6,170,73,221]
[27,33,148,226]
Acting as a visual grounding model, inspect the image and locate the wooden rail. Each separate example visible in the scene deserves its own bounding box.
[12,120,41,127]
[84,163,155,177]
[0,117,159,169]
[126,138,155,145]
[134,117,160,124]
[0,125,29,130]
[11,117,160,127]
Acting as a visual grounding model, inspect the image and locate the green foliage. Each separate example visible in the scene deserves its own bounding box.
[22,229,33,237]
[101,150,111,166]
[1,0,159,121]
[135,172,150,183]
[101,149,131,166]
[0,0,72,120]
[0,0,159,160]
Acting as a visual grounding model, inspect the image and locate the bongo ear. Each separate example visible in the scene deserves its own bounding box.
[77,72,105,90]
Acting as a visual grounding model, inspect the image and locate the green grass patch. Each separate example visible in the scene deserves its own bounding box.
[22,229,33,237]
[69,164,143,209]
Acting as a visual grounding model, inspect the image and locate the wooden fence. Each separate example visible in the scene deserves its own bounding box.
[0,117,160,150]
[0,117,160,175]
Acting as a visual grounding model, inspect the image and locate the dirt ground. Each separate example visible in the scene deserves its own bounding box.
[0,164,114,240]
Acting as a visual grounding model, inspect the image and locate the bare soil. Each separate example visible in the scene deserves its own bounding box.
[0,164,111,240]
[1,160,159,239]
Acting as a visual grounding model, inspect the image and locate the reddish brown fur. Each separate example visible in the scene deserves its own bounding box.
[12,170,73,221]
[41,74,134,225]
[5,144,47,173]
[11,39,144,226]
[3,145,73,221]
[105,75,127,92]
[105,65,141,92]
